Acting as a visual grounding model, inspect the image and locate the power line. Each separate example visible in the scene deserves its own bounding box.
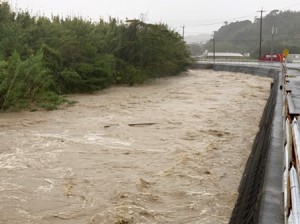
[182,14,257,28]
[279,2,300,10]
[184,11,300,28]
[166,13,256,24]
[263,11,300,20]
[172,4,300,30]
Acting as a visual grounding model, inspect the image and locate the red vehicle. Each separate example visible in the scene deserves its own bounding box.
[260,53,283,62]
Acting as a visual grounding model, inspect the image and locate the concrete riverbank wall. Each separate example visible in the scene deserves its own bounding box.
[192,63,276,78]
[194,63,283,224]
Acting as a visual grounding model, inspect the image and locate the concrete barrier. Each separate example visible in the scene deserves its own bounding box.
[192,63,275,78]
[193,63,283,224]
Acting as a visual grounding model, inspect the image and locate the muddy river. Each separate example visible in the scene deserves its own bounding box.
[0,70,271,224]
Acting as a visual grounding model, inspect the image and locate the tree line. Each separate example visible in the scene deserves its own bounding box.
[190,10,300,58]
[0,2,190,111]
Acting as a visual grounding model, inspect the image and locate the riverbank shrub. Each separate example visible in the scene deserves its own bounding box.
[0,2,191,111]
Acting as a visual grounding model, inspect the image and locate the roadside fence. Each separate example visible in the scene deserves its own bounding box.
[283,62,300,224]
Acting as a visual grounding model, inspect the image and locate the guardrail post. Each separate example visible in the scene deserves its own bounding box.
[284,144,291,223]
[290,166,300,223]
[282,62,300,223]
[292,119,300,175]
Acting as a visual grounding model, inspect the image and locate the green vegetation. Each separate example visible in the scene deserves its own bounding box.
[190,10,300,58]
[0,2,190,111]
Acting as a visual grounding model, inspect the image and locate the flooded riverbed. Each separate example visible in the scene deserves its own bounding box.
[0,70,271,224]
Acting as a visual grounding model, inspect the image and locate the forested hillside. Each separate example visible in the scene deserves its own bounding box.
[197,10,300,58]
[0,2,190,111]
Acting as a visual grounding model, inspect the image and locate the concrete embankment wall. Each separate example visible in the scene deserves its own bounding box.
[192,63,276,78]
[193,63,282,224]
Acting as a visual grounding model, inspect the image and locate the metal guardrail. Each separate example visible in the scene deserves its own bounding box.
[283,63,300,224]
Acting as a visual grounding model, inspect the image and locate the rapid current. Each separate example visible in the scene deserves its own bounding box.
[0,70,271,224]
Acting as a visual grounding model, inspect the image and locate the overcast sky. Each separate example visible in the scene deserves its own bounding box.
[7,0,300,36]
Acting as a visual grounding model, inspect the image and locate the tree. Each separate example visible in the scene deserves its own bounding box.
[0,2,191,111]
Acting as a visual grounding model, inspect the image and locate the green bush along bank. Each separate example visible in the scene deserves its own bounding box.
[0,3,190,111]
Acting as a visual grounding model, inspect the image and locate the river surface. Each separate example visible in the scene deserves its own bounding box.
[0,70,271,224]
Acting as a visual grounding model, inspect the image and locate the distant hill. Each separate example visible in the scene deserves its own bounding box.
[185,33,210,44]
[192,10,300,58]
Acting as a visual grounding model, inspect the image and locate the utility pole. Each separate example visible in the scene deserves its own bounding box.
[271,26,278,62]
[182,25,185,39]
[213,36,215,63]
[257,8,266,60]
[212,31,216,63]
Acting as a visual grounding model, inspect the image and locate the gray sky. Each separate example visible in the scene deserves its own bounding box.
[8,0,300,35]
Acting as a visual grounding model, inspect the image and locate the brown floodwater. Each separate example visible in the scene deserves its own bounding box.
[0,70,271,224]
